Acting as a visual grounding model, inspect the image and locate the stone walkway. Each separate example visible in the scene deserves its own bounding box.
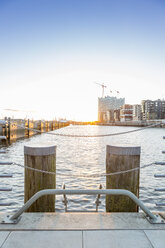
[0,213,165,248]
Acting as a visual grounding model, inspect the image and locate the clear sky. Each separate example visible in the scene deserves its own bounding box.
[0,0,165,121]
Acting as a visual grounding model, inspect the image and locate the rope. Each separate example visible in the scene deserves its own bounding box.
[15,122,162,138]
[12,162,156,178]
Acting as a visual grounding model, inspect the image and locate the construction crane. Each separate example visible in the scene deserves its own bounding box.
[94,82,107,98]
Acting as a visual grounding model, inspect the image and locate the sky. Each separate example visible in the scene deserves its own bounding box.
[0,0,165,121]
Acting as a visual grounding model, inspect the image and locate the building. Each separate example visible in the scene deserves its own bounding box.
[120,104,133,122]
[141,99,165,120]
[133,104,142,121]
[114,109,120,122]
[98,96,125,122]
[106,110,115,122]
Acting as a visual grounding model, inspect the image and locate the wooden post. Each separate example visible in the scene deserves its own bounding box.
[45,121,48,132]
[106,145,140,212]
[39,120,42,132]
[47,121,49,132]
[7,117,11,140]
[51,121,53,131]
[4,117,7,137]
[27,119,30,137]
[24,144,56,212]
[55,121,58,129]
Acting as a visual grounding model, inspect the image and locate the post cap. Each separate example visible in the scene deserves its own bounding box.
[24,144,56,156]
[106,144,141,155]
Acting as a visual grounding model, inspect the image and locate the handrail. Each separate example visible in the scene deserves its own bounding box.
[154,135,165,208]
[9,189,156,222]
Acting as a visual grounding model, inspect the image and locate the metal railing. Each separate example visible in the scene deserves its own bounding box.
[154,136,165,207]
[2,189,165,224]
[0,155,13,207]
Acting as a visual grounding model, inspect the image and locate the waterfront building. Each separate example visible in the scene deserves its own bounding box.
[98,96,125,122]
[106,110,115,122]
[133,104,142,121]
[141,99,165,120]
[120,104,133,122]
[114,109,120,122]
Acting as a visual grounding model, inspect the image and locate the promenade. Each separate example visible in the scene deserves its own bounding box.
[0,212,165,248]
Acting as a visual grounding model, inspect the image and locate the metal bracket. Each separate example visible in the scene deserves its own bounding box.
[62,184,68,212]
[95,184,102,212]
[146,214,165,224]
[1,215,21,224]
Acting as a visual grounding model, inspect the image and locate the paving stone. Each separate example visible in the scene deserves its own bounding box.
[1,231,82,248]
[144,230,165,248]
[0,232,10,247]
[1,213,164,230]
[83,230,153,248]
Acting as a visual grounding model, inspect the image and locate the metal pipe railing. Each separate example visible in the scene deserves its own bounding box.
[10,189,156,222]
[0,188,12,191]
[155,162,165,165]
[0,162,13,165]
[155,188,165,192]
[154,135,165,209]
[154,174,165,178]
[0,174,13,178]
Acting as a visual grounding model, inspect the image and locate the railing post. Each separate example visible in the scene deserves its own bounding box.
[24,144,56,212]
[106,145,140,212]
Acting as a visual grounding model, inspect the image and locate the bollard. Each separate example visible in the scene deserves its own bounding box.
[38,120,42,132]
[8,117,11,140]
[4,117,7,137]
[47,121,49,132]
[27,119,30,137]
[106,145,140,212]
[24,144,56,212]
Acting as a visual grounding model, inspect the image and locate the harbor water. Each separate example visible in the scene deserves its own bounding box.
[0,125,165,213]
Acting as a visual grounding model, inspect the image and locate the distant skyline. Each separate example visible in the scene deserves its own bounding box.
[0,0,165,121]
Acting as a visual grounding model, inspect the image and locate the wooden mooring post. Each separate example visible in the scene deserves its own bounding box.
[7,117,11,140]
[27,119,30,137]
[4,117,8,137]
[106,145,140,212]
[0,118,69,142]
[24,144,56,212]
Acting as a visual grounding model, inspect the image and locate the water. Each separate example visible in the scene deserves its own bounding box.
[0,125,165,213]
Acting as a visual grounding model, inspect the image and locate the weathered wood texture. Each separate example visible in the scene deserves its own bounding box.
[24,145,56,212]
[106,145,140,212]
